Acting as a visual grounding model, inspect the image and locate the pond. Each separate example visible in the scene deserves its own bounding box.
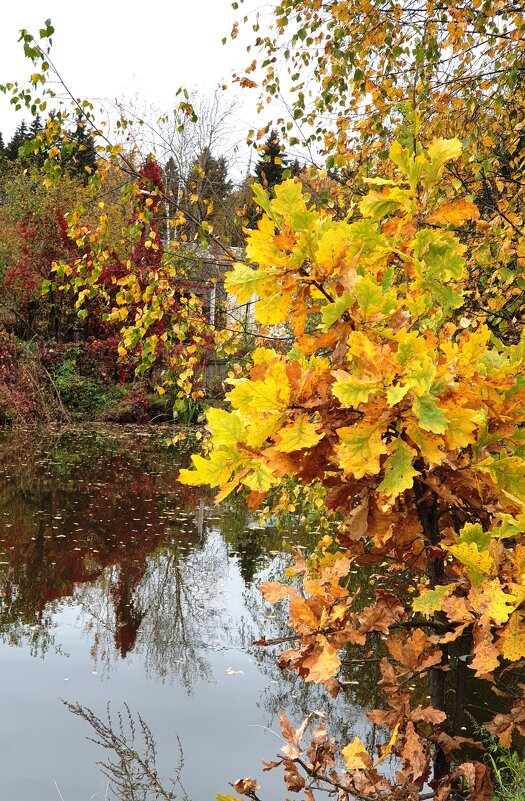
[0,425,381,801]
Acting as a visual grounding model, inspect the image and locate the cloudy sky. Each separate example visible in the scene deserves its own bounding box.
[0,0,272,178]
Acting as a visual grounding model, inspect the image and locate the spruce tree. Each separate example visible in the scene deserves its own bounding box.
[5,121,30,161]
[254,129,287,188]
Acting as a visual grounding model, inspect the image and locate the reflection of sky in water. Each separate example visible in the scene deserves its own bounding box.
[0,427,377,801]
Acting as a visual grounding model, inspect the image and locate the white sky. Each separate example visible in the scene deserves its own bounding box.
[0,0,274,180]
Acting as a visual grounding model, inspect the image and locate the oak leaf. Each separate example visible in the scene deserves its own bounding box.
[427,199,479,226]
[335,422,387,479]
[302,638,341,683]
[342,737,372,770]
[274,415,324,452]
[378,439,418,499]
[260,582,296,604]
[498,612,525,662]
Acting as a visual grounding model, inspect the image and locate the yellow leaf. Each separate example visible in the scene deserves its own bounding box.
[274,415,324,452]
[342,737,372,770]
[378,439,418,499]
[228,378,287,415]
[178,448,242,488]
[442,404,480,450]
[498,612,525,662]
[332,370,381,407]
[447,541,494,585]
[206,408,245,446]
[457,326,490,378]
[224,262,269,304]
[468,580,517,624]
[412,584,458,618]
[242,459,278,492]
[375,723,400,766]
[405,421,446,465]
[335,423,387,479]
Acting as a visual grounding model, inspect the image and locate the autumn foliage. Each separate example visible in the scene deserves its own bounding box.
[180,137,525,798]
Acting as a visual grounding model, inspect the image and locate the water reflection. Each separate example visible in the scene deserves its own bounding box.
[0,427,318,687]
[0,425,383,800]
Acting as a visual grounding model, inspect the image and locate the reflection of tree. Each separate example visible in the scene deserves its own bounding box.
[78,532,231,691]
[0,424,498,754]
[0,426,208,660]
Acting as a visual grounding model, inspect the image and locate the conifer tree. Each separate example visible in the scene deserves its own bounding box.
[254,129,286,188]
[5,121,30,161]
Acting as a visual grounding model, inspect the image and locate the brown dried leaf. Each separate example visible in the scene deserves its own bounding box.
[279,709,297,743]
[302,638,341,683]
[232,777,259,795]
[410,705,447,725]
[450,761,493,801]
[283,759,306,792]
[400,721,429,783]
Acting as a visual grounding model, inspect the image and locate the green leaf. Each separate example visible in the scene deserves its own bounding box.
[413,394,449,434]
[378,439,418,499]
[412,584,457,618]
[320,291,352,330]
[457,522,491,551]
[354,275,384,321]
[332,370,381,407]
[475,456,525,502]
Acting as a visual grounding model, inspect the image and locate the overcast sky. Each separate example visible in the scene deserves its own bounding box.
[0,0,272,179]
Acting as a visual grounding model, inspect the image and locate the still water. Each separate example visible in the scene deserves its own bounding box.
[0,426,375,801]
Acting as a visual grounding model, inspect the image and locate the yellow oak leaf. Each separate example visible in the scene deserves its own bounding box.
[224,261,269,304]
[314,221,363,274]
[405,421,446,465]
[456,326,491,377]
[442,404,479,450]
[274,415,324,452]
[228,377,288,415]
[335,422,388,479]
[254,289,291,326]
[447,541,493,584]
[412,584,458,618]
[331,370,381,407]
[475,456,525,504]
[498,612,525,662]
[342,737,373,770]
[245,414,285,448]
[242,459,279,493]
[468,580,517,624]
[206,408,245,446]
[178,447,242,488]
